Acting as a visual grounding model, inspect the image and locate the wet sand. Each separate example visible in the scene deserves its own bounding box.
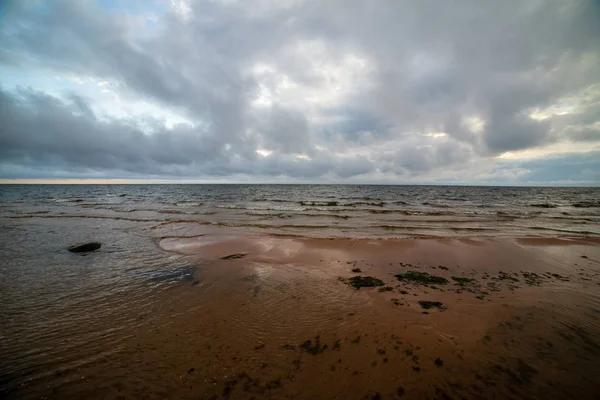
[3,233,600,399]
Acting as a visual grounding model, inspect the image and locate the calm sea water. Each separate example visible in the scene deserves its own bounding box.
[1,184,599,238]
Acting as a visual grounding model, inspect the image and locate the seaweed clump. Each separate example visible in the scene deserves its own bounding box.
[300,336,328,355]
[451,276,476,285]
[347,276,385,289]
[418,301,446,311]
[396,271,449,285]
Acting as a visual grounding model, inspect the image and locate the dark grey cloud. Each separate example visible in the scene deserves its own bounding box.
[0,87,220,175]
[0,87,373,179]
[250,106,312,154]
[0,0,599,183]
[378,137,475,176]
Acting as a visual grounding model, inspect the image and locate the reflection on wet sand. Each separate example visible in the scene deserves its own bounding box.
[3,234,600,399]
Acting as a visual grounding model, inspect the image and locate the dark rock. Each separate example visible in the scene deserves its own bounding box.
[220,253,247,260]
[68,242,101,253]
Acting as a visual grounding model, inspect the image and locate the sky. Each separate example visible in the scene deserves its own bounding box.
[0,0,599,185]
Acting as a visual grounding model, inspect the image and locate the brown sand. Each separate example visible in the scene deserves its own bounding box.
[6,234,600,399]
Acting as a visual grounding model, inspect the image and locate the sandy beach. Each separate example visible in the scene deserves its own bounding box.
[4,230,599,399]
[1,184,599,399]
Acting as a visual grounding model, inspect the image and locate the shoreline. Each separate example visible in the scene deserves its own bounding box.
[143,234,600,399]
[2,228,599,399]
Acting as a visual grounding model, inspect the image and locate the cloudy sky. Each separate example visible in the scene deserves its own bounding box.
[1,0,599,185]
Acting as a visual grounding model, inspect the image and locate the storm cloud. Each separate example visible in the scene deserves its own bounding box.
[0,0,599,184]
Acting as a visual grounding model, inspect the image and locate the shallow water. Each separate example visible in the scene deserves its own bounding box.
[1,185,600,399]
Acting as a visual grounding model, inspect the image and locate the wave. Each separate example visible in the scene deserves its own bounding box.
[244,211,351,219]
[444,197,469,201]
[157,210,195,215]
[215,204,246,209]
[207,222,499,233]
[530,203,558,208]
[298,200,385,207]
[530,226,597,235]
[250,198,292,203]
[421,202,451,208]
[370,225,496,232]
[447,227,498,232]
[348,201,385,207]
[367,209,456,216]
[368,209,399,214]
[1,210,51,215]
[175,202,203,207]
[571,201,600,208]
[217,204,308,212]
[156,234,206,240]
[216,204,378,212]
[6,214,168,223]
[547,216,599,222]
[345,196,382,201]
[298,201,340,207]
[302,213,353,220]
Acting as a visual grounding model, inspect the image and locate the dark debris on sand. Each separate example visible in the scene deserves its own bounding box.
[396,271,449,285]
[345,276,385,289]
[451,276,476,285]
[220,253,247,260]
[418,301,446,311]
[224,372,283,396]
[391,298,405,306]
[491,358,538,385]
[300,336,328,355]
[396,386,406,396]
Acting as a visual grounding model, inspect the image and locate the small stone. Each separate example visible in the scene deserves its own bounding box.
[68,242,101,253]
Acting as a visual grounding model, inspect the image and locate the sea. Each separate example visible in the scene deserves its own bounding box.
[1,184,599,239]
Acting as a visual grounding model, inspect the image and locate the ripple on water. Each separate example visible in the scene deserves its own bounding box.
[222,262,369,348]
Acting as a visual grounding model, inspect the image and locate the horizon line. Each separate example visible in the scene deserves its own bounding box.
[0,179,598,187]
